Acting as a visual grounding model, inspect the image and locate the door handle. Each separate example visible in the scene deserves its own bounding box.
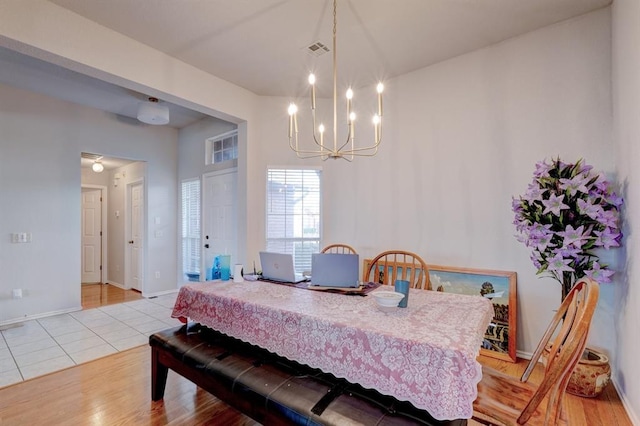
[204,244,210,248]
[129,240,134,244]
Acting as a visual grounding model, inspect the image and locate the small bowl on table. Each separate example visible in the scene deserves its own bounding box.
[371,291,405,312]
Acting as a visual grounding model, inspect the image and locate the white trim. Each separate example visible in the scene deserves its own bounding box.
[0,307,82,327]
[105,280,126,289]
[142,288,179,298]
[612,379,640,426]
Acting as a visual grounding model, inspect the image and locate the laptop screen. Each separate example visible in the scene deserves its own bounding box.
[310,253,360,288]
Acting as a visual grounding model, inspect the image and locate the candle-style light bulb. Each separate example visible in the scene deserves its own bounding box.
[376,83,384,117]
[319,123,325,145]
[346,87,353,117]
[288,103,297,138]
[309,74,316,110]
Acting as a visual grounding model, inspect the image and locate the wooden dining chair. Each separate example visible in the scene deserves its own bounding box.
[472,278,600,426]
[363,250,431,290]
[321,243,357,254]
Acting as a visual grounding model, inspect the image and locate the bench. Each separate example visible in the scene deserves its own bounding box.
[150,324,466,425]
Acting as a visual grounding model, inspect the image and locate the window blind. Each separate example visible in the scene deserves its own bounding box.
[181,179,201,277]
[266,168,321,273]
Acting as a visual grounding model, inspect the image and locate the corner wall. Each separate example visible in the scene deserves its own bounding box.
[612,0,640,422]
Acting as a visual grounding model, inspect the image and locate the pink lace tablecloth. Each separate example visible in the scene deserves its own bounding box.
[172,280,494,420]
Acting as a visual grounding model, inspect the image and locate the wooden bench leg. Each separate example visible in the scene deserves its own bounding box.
[151,346,169,401]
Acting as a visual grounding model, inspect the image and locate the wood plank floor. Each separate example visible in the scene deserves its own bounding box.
[0,348,632,425]
[0,286,632,425]
[81,283,143,309]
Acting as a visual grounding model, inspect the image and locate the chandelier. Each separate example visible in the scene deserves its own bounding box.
[287,0,384,161]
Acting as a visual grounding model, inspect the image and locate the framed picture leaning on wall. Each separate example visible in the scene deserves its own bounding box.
[427,264,517,362]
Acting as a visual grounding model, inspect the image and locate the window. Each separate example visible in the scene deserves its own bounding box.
[181,179,201,278]
[266,168,321,273]
[207,130,238,164]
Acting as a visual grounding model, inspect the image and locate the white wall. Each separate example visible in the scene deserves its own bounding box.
[612,0,640,423]
[0,83,178,323]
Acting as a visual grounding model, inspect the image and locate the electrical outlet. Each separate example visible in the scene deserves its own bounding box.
[155,271,161,279]
[12,288,22,299]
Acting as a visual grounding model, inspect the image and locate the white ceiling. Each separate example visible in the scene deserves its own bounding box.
[0,0,612,128]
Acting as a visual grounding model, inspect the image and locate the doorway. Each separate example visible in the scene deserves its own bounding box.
[81,153,142,293]
[202,168,238,275]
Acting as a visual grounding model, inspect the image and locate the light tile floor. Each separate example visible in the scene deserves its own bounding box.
[0,293,182,388]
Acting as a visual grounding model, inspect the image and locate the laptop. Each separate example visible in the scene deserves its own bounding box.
[310,253,360,288]
[259,251,307,283]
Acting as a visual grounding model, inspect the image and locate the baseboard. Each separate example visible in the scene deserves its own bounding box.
[105,280,126,290]
[143,288,179,298]
[611,378,640,426]
[0,306,83,327]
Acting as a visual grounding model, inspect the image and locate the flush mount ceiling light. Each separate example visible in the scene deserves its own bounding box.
[92,157,104,173]
[137,97,170,125]
[287,0,384,161]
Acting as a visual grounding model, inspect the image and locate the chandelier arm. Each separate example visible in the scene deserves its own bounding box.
[310,109,323,148]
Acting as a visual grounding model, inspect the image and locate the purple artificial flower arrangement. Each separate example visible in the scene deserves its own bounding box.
[512,158,623,299]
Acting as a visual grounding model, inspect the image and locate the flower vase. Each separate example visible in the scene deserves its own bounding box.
[542,345,611,397]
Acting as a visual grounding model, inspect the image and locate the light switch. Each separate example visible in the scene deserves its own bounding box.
[11,233,31,243]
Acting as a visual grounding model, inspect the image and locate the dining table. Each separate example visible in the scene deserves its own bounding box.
[171,279,494,421]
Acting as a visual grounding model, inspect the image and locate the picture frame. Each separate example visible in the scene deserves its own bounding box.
[427,264,517,362]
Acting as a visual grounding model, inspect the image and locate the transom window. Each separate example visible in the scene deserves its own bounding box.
[207,130,238,164]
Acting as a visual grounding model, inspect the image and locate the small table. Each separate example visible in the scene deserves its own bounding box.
[172,280,493,420]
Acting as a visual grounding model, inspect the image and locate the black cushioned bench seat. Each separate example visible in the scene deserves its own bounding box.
[149,324,466,426]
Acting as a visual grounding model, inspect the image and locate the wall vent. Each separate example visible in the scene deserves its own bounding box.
[306,41,330,57]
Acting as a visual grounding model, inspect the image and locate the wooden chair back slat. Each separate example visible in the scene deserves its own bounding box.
[363,251,431,290]
[321,244,357,255]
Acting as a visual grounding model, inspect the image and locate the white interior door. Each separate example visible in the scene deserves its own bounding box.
[127,182,144,291]
[203,169,238,273]
[81,188,102,283]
